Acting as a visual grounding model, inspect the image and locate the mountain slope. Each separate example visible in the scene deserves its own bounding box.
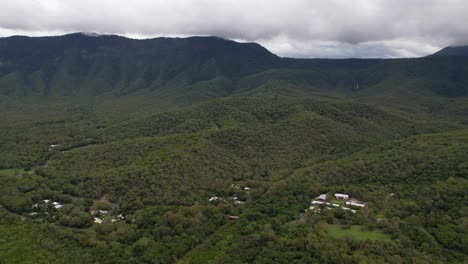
[1,34,468,103]
[182,130,468,263]
[0,33,278,97]
[430,45,468,57]
[35,96,458,209]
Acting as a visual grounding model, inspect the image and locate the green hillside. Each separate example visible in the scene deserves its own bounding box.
[37,96,454,209]
[181,130,468,263]
[0,34,467,263]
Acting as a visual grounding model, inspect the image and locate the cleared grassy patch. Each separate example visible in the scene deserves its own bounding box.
[329,198,346,206]
[328,225,391,241]
[0,168,27,175]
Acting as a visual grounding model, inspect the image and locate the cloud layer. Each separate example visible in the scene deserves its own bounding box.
[1,0,467,58]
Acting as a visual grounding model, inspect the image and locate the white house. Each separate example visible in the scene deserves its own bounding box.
[334,193,349,200]
[345,199,367,208]
[209,196,219,202]
[94,217,103,224]
[317,194,327,201]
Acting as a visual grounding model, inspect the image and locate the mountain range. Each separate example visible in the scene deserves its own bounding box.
[1,33,467,100]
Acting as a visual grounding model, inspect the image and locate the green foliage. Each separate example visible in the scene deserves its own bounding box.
[0,212,58,263]
[1,34,468,263]
[327,224,391,240]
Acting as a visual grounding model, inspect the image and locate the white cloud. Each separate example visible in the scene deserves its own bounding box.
[0,0,467,58]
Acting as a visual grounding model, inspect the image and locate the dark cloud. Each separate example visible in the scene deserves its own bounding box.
[0,0,467,58]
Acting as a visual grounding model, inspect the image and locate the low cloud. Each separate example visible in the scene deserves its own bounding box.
[0,0,467,58]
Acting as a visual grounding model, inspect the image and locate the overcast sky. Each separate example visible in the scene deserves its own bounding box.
[0,0,467,58]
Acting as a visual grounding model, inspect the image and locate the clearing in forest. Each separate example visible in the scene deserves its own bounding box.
[327,225,391,241]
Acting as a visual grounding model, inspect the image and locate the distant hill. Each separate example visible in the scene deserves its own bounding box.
[430,45,468,57]
[1,33,468,101]
[0,33,279,97]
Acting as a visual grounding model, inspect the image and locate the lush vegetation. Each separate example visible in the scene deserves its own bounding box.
[181,130,468,263]
[0,34,467,263]
[327,225,392,241]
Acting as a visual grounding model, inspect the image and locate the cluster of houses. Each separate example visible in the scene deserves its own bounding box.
[308,193,367,214]
[209,186,251,205]
[208,194,246,205]
[91,209,125,224]
[28,199,125,225]
[32,199,64,210]
[28,199,64,216]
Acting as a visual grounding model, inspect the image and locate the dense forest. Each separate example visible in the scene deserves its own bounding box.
[0,34,467,263]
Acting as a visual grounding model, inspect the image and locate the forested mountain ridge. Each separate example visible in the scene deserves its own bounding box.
[1,33,468,101]
[430,45,468,57]
[0,33,278,97]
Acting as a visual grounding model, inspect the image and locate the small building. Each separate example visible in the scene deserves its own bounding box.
[209,196,219,202]
[244,187,250,191]
[48,144,60,151]
[99,210,108,214]
[334,193,349,200]
[54,204,63,209]
[43,199,50,203]
[94,217,103,224]
[317,194,327,201]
